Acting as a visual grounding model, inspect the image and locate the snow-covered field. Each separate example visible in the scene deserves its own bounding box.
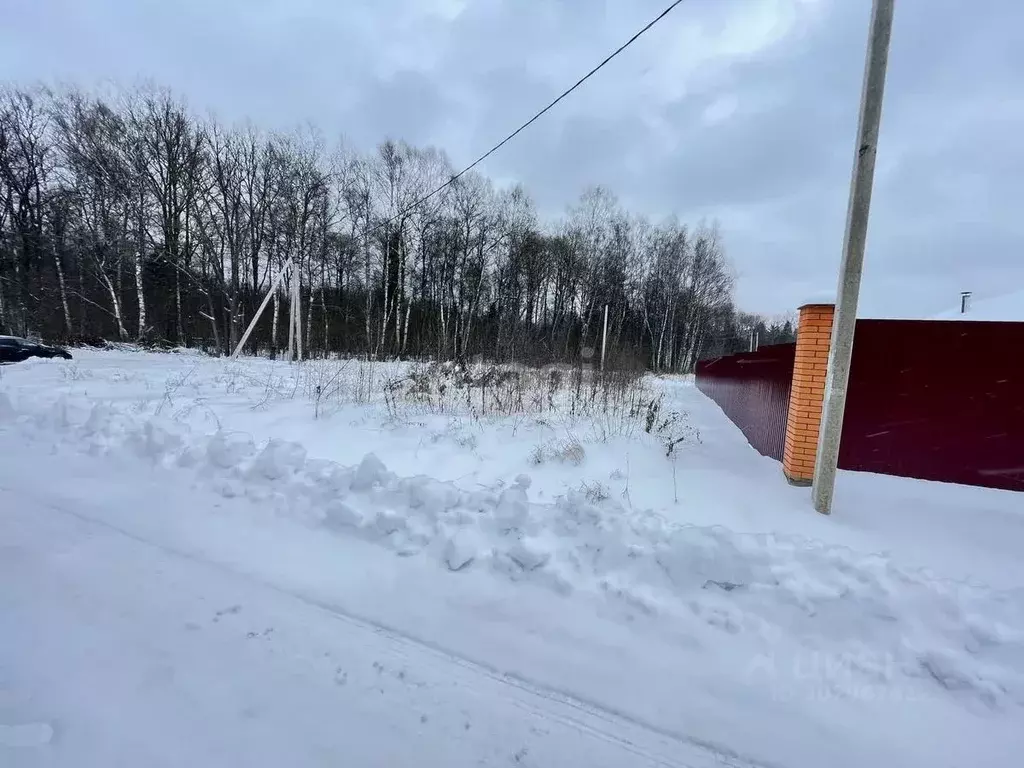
[3,348,1023,767]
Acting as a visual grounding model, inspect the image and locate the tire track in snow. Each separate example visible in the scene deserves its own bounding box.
[20,490,779,768]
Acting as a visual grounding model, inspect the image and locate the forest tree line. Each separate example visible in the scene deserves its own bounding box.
[0,84,794,371]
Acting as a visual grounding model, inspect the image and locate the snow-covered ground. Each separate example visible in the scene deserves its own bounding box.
[2,349,1023,767]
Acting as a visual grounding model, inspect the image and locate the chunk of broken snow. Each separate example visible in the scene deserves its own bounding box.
[131,420,184,461]
[82,402,113,436]
[507,538,551,571]
[405,475,461,514]
[917,649,1007,705]
[368,509,408,540]
[496,485,530,528]
[352,453,388,491]
[34,397,72,430]
[444,532,479,572]
[250,439,307,480]
[206,431,256,469]
[323,500,364,530]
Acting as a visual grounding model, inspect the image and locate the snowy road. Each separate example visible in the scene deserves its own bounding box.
[1,468,738,768]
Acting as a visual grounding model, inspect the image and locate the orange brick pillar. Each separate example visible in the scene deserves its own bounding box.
[783,303,835,485]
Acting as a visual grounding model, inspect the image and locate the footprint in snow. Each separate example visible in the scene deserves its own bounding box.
[213,605,243,622]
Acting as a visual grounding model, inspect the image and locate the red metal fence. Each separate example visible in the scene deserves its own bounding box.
[696,320,1024,491]
[695,343,795,461]
[841,320,1024,491]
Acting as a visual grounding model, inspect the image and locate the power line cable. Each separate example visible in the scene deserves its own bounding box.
[370,0,687,234]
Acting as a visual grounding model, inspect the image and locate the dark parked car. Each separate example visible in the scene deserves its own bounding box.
[0,336,73,363]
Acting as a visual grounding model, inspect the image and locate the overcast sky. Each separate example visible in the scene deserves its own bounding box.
[2,0,1021,318]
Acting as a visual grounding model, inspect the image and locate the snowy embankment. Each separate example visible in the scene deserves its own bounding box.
[3,373,1024,715]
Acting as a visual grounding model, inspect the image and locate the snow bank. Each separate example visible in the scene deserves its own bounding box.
[3,391,1024,710]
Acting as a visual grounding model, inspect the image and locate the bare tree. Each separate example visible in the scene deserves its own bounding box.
[0,81,782,365]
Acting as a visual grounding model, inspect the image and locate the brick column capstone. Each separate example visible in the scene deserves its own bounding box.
[783,303,835,486]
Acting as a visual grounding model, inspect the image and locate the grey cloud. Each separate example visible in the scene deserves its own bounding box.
[1,0,1021,317]
[348,70,455,148]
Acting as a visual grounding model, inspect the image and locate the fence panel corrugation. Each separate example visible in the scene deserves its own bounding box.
[695,343,795,461]
[839,319,1024,491]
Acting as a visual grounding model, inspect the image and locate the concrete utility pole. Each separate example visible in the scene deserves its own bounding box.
[232,257,293,360]
[293,267,303,362]
[601,304,609,371]
[286,268,296,362]
[288,266,303,362]
[813,0,896,515]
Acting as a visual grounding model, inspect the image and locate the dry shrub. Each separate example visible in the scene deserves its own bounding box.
[579,480,611,503]
[529,444,547,466]
[530,435,586,466]
[555,435,586,465]
[639,393,702,455]
[294,349,687,445]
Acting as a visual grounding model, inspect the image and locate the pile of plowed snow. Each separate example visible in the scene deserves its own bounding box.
[3,391,1023,709]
